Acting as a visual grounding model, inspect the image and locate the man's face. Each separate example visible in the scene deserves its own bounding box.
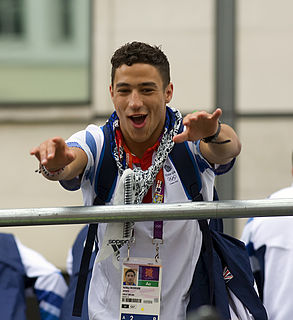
[110,63,173,156]
[125,271,135,285]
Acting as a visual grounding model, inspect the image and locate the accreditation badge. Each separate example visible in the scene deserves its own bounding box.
[120,257,162,320]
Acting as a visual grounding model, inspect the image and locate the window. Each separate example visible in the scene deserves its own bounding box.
[0,0,91,104]
[60,0,72,40]
[0,0,23,37]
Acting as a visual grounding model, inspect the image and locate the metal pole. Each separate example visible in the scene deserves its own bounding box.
[0,199,293,227]
[215,0,237,235]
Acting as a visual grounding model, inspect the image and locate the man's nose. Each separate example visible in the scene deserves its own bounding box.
[129,90,143,108]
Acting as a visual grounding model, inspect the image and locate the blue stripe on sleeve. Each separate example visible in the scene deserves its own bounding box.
[195,140,236,175]
[35,289,64,309]
[214,158,236,176]
[84,131,97,184]
[247,217,254,224]
[94,132,106,196]
[86,131,97,162]
[66,141,83,149]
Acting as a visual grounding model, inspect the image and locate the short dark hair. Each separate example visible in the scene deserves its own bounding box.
[111,41,170,89]
[125,269,135,276]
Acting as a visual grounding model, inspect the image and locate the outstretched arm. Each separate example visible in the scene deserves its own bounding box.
[30,136,87,181]
[173,108,241,165]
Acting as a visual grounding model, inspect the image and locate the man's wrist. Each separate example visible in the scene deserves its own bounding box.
[37,164,65,179]
[201,121,231,145]
[201,120,221,143]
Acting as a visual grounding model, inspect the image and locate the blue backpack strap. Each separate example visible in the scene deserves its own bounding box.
[62,226,98,319]
[169,125,219,310]
[93,124,118,205]
[169,123,215,303]
[72,224,98,318]
[73,124,118,317]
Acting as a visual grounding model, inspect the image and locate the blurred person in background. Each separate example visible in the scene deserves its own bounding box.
[0,232,68,320]
[241,152,293,320]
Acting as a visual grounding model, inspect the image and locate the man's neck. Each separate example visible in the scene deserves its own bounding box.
[121,131,163,159]
[126,142,154,159]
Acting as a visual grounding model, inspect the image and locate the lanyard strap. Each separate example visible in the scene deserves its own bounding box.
[153,221,163,240]
[121,139,165,244]
[153,220,163,261]
[153,169,164,242]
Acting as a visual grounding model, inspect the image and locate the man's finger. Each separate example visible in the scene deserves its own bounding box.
[30,147,38,156]
[211,108,222,121]
[47,140,56,160]
[52,136,65,147]
[39,144,49,165]
[30,147,41,162]
[173,132,187,144]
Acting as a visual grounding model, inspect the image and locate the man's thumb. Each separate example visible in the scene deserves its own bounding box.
[173,132,186,144]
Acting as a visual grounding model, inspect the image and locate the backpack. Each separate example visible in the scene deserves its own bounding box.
[72,121,267,320]
[0,233,27,320]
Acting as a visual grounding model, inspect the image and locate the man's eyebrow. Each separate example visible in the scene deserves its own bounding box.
[140,82,158,87]
[115,82,158,88]
[116,82,130,88]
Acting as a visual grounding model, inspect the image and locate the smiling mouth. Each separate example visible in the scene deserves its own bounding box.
[129,115,147,125]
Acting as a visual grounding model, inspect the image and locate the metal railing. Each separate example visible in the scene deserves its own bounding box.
[1,199,293,227]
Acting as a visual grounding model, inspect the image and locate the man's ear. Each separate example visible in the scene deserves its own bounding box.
[165,82,173,103]
[109,85,114,99]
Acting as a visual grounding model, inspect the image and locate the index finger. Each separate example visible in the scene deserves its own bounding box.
[30,146,39,156]
[45,137,66,160]
[30,147,41,163]
[211,108,222,121]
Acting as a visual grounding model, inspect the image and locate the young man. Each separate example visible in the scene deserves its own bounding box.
[31,42,263,320]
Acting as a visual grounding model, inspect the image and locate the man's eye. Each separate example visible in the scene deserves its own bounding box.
[142,88,154,93]
[117,89,130,93]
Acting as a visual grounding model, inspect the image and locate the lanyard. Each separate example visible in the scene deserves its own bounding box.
[152,170,164,261]
[116,129,164,259]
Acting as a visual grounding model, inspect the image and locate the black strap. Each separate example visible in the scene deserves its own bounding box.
[198,219,214,305]
[170,134,216,304]
[72,223,98,317]
[72,125,117,317]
